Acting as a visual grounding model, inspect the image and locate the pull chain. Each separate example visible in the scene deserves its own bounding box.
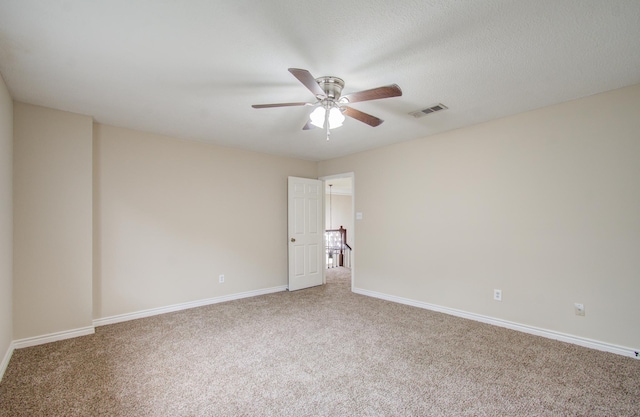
[325,106,330,141]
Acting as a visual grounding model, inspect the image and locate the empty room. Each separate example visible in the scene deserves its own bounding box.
[1,1,639,415]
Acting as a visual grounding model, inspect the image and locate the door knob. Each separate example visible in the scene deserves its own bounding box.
[290,238,296,242]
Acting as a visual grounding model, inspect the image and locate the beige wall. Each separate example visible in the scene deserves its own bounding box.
[7,83,639,353]
[94,124,317,319]
[0,75,13,363]
[319,84,640,349]
[326,194,353,247]
[13,103,93,340]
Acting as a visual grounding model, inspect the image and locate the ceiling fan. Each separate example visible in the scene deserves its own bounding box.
[252,68,402,140]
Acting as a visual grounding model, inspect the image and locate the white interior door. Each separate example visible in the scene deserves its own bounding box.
[288,176,324,291]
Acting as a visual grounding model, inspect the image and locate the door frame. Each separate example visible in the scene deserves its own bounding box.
[319,172,355,291]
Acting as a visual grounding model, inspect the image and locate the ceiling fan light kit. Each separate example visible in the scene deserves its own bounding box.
[310,105,345,129]
[252,68,402,140]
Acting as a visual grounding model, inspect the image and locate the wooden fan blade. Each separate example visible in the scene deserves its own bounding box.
[288,68,326,98]
[343,106,384,127]
[341,84,402,104]
[302,120,315,130]
[252,102,309,109]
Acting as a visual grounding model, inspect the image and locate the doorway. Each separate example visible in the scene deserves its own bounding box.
[320,173,354,289]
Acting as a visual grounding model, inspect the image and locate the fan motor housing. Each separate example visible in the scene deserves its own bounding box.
[316,76,345,100]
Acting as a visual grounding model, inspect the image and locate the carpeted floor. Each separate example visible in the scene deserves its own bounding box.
[1,267,639,416]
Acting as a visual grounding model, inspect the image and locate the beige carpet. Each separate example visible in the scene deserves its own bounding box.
[1,267,639,416]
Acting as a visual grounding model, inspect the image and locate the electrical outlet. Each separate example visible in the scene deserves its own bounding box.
[574,303,585,316]
[219,274,225,283]
[493,289,502,301]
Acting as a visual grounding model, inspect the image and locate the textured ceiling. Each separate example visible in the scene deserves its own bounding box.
[1,0,639,161]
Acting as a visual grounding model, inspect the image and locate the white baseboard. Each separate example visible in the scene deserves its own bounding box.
[353,287,639,359]
[0,341,15,382]
[13,326,95,350]
[94,285,288,327]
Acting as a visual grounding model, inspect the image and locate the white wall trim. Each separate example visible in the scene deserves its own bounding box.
[353,287,639,359]
[13,326,95,350]
[94,285,287,327]
[0,341,15,382]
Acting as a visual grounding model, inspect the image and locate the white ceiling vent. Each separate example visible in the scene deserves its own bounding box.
[409,103,448,118]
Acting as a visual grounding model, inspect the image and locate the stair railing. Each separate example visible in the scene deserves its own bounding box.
[325,226,352,269]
